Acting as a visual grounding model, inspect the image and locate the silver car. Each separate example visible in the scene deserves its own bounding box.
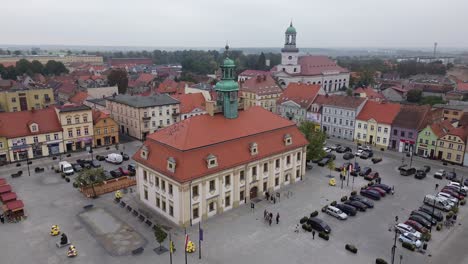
[325,206,348,220]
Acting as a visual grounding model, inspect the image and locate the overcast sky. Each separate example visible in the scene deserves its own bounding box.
[1,0,467,49]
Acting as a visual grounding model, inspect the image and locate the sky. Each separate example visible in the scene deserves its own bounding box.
[1,0,468,49]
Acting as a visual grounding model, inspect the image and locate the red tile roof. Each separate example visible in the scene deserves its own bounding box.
[136,73,155,84]
[92,109,110,124]
[296,56,348,76]
[157,78,186,94]
[354,86,385,100]
[69,91,88,104]
[277,83,321,108]
[241,74,282,96]
[312,94,330,105]
[457,82,468,92]
[356,101,401,125]
[392,104,431,130]
[322,95,366,109]
[0,108,62,138]
[57,81,77,96]
[430,120,454,138]
[133,107,308,183]
[239,70,271,77]
[171,93,206,114]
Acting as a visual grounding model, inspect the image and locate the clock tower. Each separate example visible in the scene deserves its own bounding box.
[280,22,300,74]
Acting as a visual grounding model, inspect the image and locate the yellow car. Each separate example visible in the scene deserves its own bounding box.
[329,178,336,186]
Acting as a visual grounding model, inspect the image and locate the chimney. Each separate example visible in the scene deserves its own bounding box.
[206,100,215,116]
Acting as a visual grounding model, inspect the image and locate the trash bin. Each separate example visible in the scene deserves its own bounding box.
[423,243,427,250]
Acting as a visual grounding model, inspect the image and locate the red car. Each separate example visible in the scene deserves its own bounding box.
[364,172,380,181]
[405,220,429,234]
[118,167,130,176]
[366,186,386,197]
[441,188,465,200]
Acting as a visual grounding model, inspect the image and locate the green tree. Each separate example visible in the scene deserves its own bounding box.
[299,121,326,162]
[13,50,21,56]
[16,59,33,75]
[74,168,107,198]
[31,60,45,74]
[256,52,266,70]
[44,60,68,75]
[346,88,353,96]
[327,160,335,176]
[406,89,422,103]
[154,225,168,252]
[420,96,445,106]
[107,69,129,94]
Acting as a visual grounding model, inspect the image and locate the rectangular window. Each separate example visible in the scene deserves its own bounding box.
[209,180,215,192]
[209,201,215,212]
[193,208,199,219]
[240,191,245,202]
[169,205,174,217]
[384,128,388,134]
[296,169,300,179]
[46,135,51,141]
[168,184,173,195]
[104,128,108,134]
[162,200,166,212]
[400,131,405,137]
[166,119,170,125]
[377,137,380,143]
[96,129,101,135]
[225,195,230,207]
[364,124,367,129]
[357,133,361,139]
[393,129,397,136]
[84,127,89,135]
[240,170,245,181]
[155,177,159,187]
[458,145,463,151]
[252,167,257,177]
[225,175,230,186]
[76,128,81,136]
[161,180,166,191]
[409,132,413,138]
[358,123,361,129]
[286,155,291,165]
[432,141,435,146]
[143,170,148,182]
[419,139,423,143]
[263,163,268,173]
[425,140,428,144]
[378,127,381,132]
[383,138,387,144]
[54,133,59,140]
[144,188,148,200]
[275,177,279,186]
[447,153,452,159]
[370,125,374,131]
[456,155,461,161]
[192,185,199,197]
[297,152,301,161]
[156,197,160,208]
[68,130,73,138]
[449,143,453,149]
[275,159,280,168]
[75,117,80,123]
[33,136,39,143]
[439,141,444,147]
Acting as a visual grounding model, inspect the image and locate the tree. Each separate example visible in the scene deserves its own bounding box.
[256,52,266,70]
[420,96,445,106]
[107,69,129,94]
[13,50,21,56]
[406,89,422,103]
[44,60,68,75]
[74,168,107,198]
[31,60,45,74]
[299,121,326,162]
[327,160,335,176]
[346,88,353,96]
[154,224,168,252]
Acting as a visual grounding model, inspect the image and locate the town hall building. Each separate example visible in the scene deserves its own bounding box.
[273,23,350,93]
[133,46,308,227]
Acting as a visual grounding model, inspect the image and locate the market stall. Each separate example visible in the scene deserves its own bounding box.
[0,184,12,194]
[1,192,16,203]
[0,178,6,186]
[3,200,25,222]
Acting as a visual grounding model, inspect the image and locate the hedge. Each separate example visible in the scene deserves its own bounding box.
[451,207,459,214]
[446,212,453,220]
[421,232,431,241]
[300,217,309,224]
[330,201,337,206]
[310,211,319,218]
[302,224,312,232]
[319,232,329,241]
[341,196,348,202]
[351,191,357,196]
[460,199,466,206]
[436,224,442,231]
[375,259,388,264]
[322,206,328,213]
[345,244,357,254]
[402,242,415,251]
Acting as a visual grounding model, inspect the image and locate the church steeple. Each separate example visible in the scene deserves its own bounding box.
[215,45,239,119]
[282,22,298,53]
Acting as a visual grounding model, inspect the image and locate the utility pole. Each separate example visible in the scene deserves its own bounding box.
[391,215,398,264]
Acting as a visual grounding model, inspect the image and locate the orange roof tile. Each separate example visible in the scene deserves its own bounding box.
[356,101,401,125]
[457,82,468,92]
[171,93,206,114]
[157,78,186,94]
[0,108,62,138]
[133,107,308,183]
[354,86,385,100]
[429,120,453,138]
[241,74,282,96]
[277,83,321,108]
[69,91,88,104]
[92,109,110,124]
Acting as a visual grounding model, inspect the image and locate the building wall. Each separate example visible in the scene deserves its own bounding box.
[442,108,464,122]
[136,146,307,226]
[381,89,404,102]
[355,120,391,149]
[87,86,118,99]
[275,73,349,93]
[436,135,466,164]
[416,126,438,158]
[242,92,280,112]
[388,127,418,152]
[321,106,357,140]
[57,109,94,151]
[7,132,64,161]
[277,102,306,124]
[0,137,9,163]
[93,117,119,147]
[0,88,54,112]
[106,101,180,140]
[181,109,207,120]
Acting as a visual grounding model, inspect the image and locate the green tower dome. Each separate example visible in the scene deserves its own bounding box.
[285,22,296,34]
[222,57,235,67]
[215,44,239,119]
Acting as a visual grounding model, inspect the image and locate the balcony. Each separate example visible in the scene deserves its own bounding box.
[142,116,151,121]
[172,112,180,117]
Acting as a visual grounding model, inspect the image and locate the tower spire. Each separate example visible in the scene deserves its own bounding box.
[215,44,239,119]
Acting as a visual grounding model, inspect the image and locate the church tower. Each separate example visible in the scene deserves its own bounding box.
[280,22,300,74]
[215,45,239,119]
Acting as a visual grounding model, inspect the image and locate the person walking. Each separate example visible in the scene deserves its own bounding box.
[273,197,276,204]
[0,214,4,224]
[435,183,439,190]
[264,209,267,219]
[269,217,272,226]
[276,213,280,224]
[312,230,315,240]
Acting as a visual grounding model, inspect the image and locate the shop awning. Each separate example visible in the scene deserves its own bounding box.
[1,192,16,203]
[0,184,12,194]
[6,200,24,212]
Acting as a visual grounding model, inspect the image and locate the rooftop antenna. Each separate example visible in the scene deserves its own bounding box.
[433,42,438,58]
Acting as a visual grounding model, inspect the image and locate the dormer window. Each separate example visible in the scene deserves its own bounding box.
[140,145,149,160]
[167,157,176,172]
[30,123,38,132]
[284,134,292,146]
[206,154,218,169]
[250,143,258,155]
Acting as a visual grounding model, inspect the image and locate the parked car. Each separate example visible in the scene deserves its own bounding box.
[400,167,416,176]
[436,195,456,207]
[336,146,352,153]
[360,151,371,159]
[424,194,452,211]
[408,215,432,229]
[415,170,426,179]
[330,144,340,151]
[398,164,408,171]
[437,192,459,204]
[441,188,465,200]
[372,184,392,193]
[464,178,468,187]
[395,223,422,239]
[360,189,381,200]
[422,165,431,173]
[364,172,380,181]
[349,195,374,208]
[76,159,92,169]
[106,153,123,164]
[419,206,444,222]
[399,233,422,248]
[410,210,437,225]
[91,160,101,168]
[323,147,332,153]
[366,186,386,196]
[325,153,336,160]
[355,149,365,157]
[110,169,123,178]
[447,181,468,192]
[306,217,331,234]
[59,161,74,175]
[72,163,83,172]
[95,155,106,161]
[312,157,322,163]
[404,220,428,234]
[446,171,457,181]
[371,157,382,164]
[122,153,130,161]
[359,167,372,177]
[118,167,130,176]
[344,200,367,211]
[128,163,136,175]
[442,185,467,196]
[318,158,331,167]
[359,145,372,151]
[343,153,354,160]
[325,206,348,220]
[434,169,446,179]
[335,204,357,216]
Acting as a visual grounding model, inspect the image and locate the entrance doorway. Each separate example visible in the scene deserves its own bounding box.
[369,135,374,144]
[437,151,443,160]
[430,149,435,158]
[250,186,258,199]
[66,143,73,152]
[121,125,125,134]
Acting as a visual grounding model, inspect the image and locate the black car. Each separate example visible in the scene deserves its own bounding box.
[72,163,83,172]
[95,155,106,161]
[411,210,437,225]
[343,153,354,160]
[446,171,457,181]
[360,151,370,159]
[122,153,130,161]
[419,206,444,222]
[110,169,123,178]
[359,167,372,176]
[360,189,381,200]
[336,204,357,216]
[415,170,426,179]
[349,195,374,208]
[325,153,336,160]
[373,184,392,194]
[423,165,431,173]
[128,163,136,175]
[344,200,367,212]
[318,158,331,167]
[76,159,92,169]
[408,215,432,229]
[464,178,468,187]
[306,217,331,234]
[336,146,352,153]
[91,160,101,168]
[371,157,382,164]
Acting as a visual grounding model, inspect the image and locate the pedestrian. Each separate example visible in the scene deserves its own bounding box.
[269,217,272,226]
[0,214,4,224]
[273,197,276,204]
[270,196,273,203]
[265,192,270,201]
[276,213,280,224]
[312,230,315,239]
[264,209,267,219]
[435,183,439,190]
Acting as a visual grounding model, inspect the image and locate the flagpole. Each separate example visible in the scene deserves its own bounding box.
[169,233,173,264]
[185,227,188,264]
[199,222,202,260]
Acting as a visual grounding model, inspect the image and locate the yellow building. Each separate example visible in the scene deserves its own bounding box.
[354,101,401,149]
[241,74,282,112]
[55,104,94,151]
[434,104,467,122]
[435,124,467,165]
[0,88,54,112]
[92,110,119,147]
[0,108,64,161]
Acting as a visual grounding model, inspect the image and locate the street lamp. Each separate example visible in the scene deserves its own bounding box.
[391,215,399,264]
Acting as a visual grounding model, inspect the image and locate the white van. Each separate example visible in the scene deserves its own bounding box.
[59,161,74,175]
[423,194,452,211]
[106,153,123,164]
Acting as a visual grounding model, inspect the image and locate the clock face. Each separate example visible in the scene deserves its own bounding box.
[288,56,292,60]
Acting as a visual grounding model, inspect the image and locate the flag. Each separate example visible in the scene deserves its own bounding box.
[170,240,175,253]
[184,234,189,248]
[199,228,204,241]
[348,164,353,172]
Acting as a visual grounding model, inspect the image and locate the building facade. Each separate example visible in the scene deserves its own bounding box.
[321,96,366,140]
[106,94,180,140]
[92,110,119,147]
[416,124,443,158]
[0,88,54,112]
[241,74,283,112]
[433,104,467,122]
[55,105,94,152]
[132,47,308,226]
[276,83,323,124]
[436,127,466,164]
